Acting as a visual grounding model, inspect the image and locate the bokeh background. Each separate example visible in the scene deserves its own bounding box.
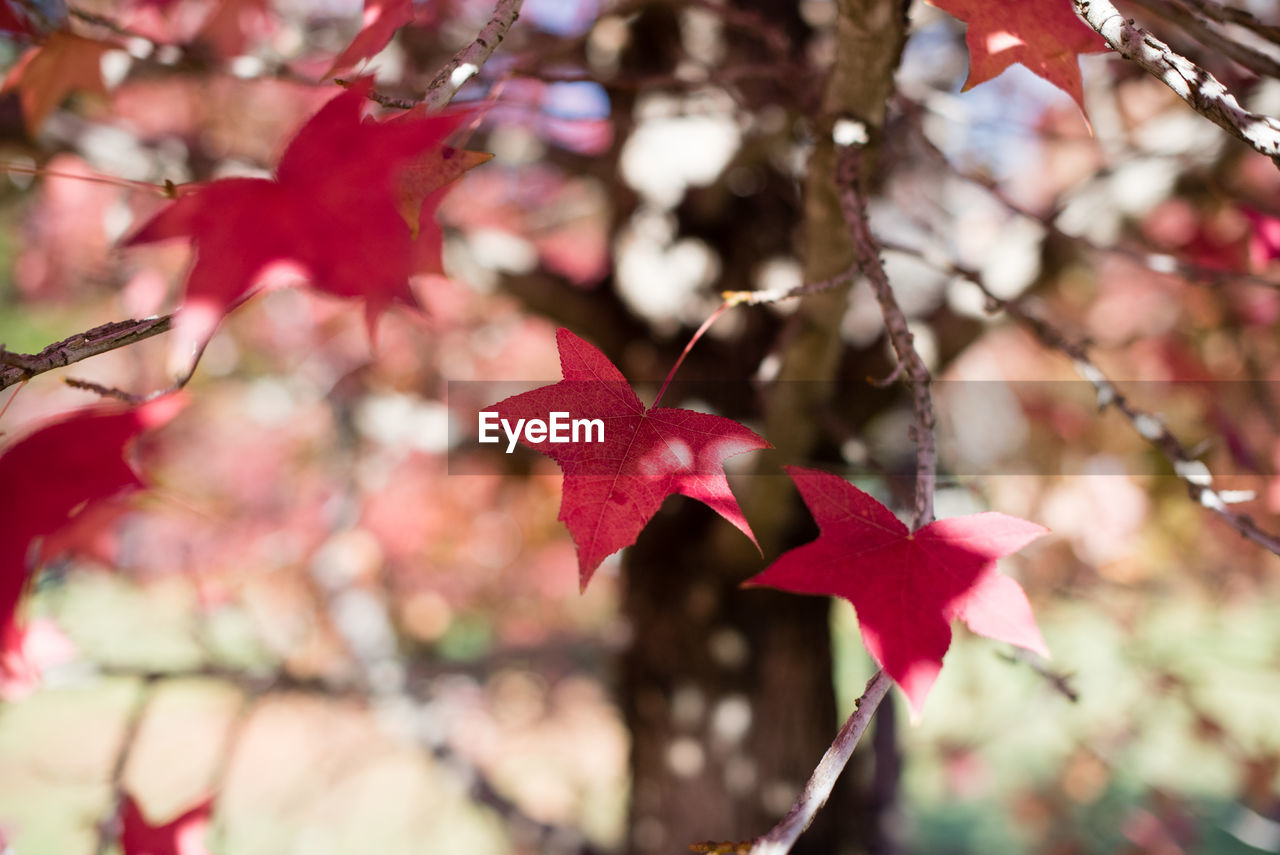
[1,0,1278,853]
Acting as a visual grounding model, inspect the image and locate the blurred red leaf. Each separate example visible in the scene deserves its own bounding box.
[37,496,134,567]
[2,30,114,131]
[746,467,1049,716]
[0,0,41,35]
[120,794,212,855]
[0,398,180,654]
[195,0,272,58]
[490,329,769,590]
[328,0,415,74]
[0,617,76,700]
[126,81,474,342]
[1242,207,1280,269]
[927,0,1106,113]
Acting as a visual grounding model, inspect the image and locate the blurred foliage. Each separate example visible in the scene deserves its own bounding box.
[1,0,1279,853]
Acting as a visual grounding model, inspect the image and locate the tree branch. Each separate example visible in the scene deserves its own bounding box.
[1173,0,1280,46]
[838,143,937,530]
[420,0,523,112]
[747,671,893,855]
[1075,0,1280,166]
[0,316,172,393]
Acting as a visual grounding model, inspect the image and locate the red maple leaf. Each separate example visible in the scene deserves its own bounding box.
[745,467,1049,716]
[0,398,179,655]
[125,81,474,346]
[489,329,770,590]
[2,30,114,132]
[328,0,415,74]
[120,794,212,855]
[928,0,1106,113]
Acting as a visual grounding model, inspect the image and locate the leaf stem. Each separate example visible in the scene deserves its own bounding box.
[0,161,170,196]
[651,300,731,408]
[0,383,23,427]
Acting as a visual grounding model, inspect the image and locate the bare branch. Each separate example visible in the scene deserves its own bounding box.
[1075,0,1280,166]
[0,316,172,393]
[746,671,893,855]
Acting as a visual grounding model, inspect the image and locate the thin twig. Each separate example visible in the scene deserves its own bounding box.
[742,140,940,855]
[879,238,1280,557]
[64,377,148,404]
[1123,0,1280,79]
[721,269,856,307]
[94,677,157,855]
[998,648,1081,703]
[1174,0,1280,45]
[837,144,937,530]
[69,5,151,41]
[746,671,893,855]
[1074,0,1280,166]
[0,316,172,393]
[900,98,1280,293]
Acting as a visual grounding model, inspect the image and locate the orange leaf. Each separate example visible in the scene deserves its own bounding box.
[396,145,493,237]
[3,30,113,132]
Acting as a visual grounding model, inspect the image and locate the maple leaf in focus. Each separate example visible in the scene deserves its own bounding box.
[120,794,213,855]
[2,30,114,131]
[746,467,1049,716]
[328,0,415,74]
[126,81,481,348]
[0,398,179,659]
[490,329,769,590]
[928,0,1106,113]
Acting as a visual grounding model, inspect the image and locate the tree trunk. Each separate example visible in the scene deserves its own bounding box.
[620,0,909,852]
